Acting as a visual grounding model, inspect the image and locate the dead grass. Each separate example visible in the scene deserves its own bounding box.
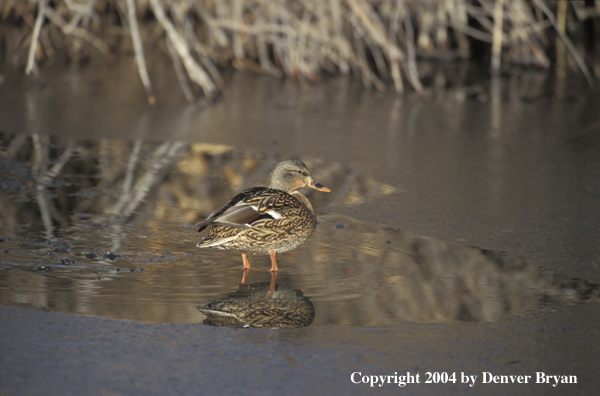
[2,0,597,102]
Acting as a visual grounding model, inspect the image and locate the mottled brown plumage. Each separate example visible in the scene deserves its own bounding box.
[197,282,315,328]
[196,160,330,271]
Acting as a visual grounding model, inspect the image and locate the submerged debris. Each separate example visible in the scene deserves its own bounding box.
[103,252,122,261]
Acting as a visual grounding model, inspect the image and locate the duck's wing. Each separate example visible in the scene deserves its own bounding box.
[196,187,291,232]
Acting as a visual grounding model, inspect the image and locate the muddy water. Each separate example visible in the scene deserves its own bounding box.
[1,59,599,328]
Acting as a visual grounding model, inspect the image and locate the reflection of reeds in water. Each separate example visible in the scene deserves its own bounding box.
[304,215,600,324]
[1,211,597,325]
[0,134,395,234]
[172,144,397,224]
[2,133,599,325]
[198,282,315,328]
[7,1,596,100]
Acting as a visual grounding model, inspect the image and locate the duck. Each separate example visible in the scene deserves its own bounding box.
[197,280,316,328]
[196,159,331,272]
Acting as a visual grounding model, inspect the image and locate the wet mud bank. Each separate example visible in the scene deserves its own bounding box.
[2,302,599,395]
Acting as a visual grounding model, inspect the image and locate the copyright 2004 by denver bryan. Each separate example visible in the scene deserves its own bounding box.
[350,371,578,388]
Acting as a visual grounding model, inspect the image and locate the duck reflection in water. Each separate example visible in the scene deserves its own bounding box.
[196,160,331,272]
[197,271,316,328]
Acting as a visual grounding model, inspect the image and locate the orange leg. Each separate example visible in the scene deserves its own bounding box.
[269,270,278,293]
[269,250,279,272]
[241,251,251,270]
[240,268,250,286]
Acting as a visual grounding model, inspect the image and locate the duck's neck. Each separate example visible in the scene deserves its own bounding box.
[291,191,314,212]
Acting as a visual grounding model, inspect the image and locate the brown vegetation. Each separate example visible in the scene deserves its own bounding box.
[2,1,597,101]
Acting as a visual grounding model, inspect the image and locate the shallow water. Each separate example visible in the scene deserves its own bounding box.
[2,54,600,331]
[0,135,598,327]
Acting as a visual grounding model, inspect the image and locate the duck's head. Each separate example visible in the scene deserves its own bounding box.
[268,160,331,193]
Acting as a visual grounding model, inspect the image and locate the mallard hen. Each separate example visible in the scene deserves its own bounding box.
[197,281,316,328]
[196,159,330,271]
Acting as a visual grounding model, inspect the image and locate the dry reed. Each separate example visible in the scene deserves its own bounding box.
[3,0,597,102]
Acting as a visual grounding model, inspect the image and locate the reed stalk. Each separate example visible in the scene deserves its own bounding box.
[5,0,597,101]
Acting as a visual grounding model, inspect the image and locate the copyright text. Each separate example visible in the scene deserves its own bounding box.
[350,371,577,388]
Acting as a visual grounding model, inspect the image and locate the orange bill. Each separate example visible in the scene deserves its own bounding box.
[308,178,331,193]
